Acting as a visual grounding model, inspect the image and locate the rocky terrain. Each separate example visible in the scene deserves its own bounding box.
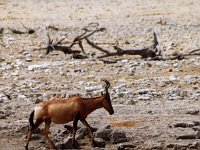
[0,0,200,150]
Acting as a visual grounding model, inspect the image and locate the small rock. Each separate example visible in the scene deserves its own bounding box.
[137,88,151,94]
[195,142,200,149]
[165,143,175,148]
[95,129,112,141]
[0,93,10,103]
[76,127,87,140]
[56,137,78,149]
[188,142,198,149]
[125,99,137,105]
[74,68,84,72]
[0,27,4,34]
[98,124,111,130]
[73,53,88,59]
[4,109,14,116]
[186,110,199,115]
[174,122,196,128]
[42,93,51,99]
[34,98,43,104]
[28,63,49,71]
[121,60,129,63]
[25,58,33,62]
[0,57,5,62]
[31,134,42,140]
[16,125,29,133]
[196,130,200,139]
[192,127,200,131]
[173,144,188,150]
[100,59,118,64]
[54,130,69,142]
[169,75,178,81]
[176,134,196,140]
[93,138,106,148]
[137,95,151,101]
[180,91,188,97]
[39,139,46,144]
[84,86,101,93]
[0,111,6,119]
[18,94,26,101]
[118,143,136,150]
[173,63,179,68]
[110,130,127,144]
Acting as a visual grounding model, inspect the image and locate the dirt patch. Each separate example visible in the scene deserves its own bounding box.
[111,121,141,128]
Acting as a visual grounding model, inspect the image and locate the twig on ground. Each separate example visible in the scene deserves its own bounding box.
[8,23,35,34]
[21,23,35,34]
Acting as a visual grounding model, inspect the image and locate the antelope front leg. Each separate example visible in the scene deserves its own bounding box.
[44,121,57,149]
[81,119,95,147]
[72,114,79,148]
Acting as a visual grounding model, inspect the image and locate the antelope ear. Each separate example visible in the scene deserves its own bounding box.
[101,92,104,96]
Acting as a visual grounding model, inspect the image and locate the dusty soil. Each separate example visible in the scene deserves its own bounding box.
[0,0,200,150]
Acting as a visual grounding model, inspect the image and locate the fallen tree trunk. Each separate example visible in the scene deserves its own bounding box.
[97,47,156,58]
[86,31,159,59]
[30,23,199,60]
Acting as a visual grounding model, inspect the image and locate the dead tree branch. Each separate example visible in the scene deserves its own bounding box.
[45,32,80,55]
[89,30,198,61]
[98,47,156,58]
[8,27,25,34]
[187,49,200,55]
[8,23,35,34]
[85,37,110,54]
[30,23,199,60]
[69,24,106,50]
[21,23,35,34]
[44,23,106,55]
[87,31,159,59]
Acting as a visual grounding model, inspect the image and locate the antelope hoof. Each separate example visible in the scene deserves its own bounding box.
[24,145,28,150]
[72,141,78,149]
[91,127,97,132]
[51,145,57,150]
[45,144,57,150]
[91,140,96,148]
[72,143,75,148]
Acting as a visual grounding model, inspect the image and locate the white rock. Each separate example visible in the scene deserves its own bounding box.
[85,86,101,92]
[15,59,24,66]
[173,63,179,68]
[28,63,50,71]
[121,59,129,63]
[10,71,19,76]
[0,94,10,103]
[137,88,153,94]
[25,58,32,62]
[137,95,151,101]
[4,109,14,116]
[18,94,26,101]
[169,75,178,81]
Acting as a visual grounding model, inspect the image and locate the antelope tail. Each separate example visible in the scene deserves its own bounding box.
[29,110,35,129]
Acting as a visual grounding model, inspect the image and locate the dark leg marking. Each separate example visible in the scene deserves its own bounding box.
[25,119,43,150]
[72,114,79,148]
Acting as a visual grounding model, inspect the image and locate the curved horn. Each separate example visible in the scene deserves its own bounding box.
[102,79,110,90]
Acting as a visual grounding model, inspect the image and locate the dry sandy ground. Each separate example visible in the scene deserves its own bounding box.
[0,0,200,150]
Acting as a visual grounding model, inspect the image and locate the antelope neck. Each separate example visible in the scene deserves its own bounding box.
[83,97,104,114]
